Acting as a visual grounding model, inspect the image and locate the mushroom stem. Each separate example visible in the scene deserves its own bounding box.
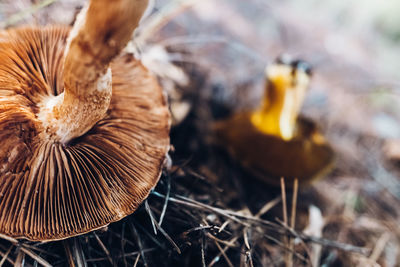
[39,0,149,143]
[250,64,310,141]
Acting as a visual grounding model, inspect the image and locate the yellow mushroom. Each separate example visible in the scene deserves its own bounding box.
[214,56,334,185]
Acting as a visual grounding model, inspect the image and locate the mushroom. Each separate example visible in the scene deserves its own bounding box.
[0,0,170,241]
[214,56,334,185]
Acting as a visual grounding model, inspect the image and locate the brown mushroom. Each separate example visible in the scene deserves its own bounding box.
[0,0,170,241]
[214,57,334,186]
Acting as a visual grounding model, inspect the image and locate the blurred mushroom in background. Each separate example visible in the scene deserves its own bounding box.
[0,0,170,241]
[214,55,334,186]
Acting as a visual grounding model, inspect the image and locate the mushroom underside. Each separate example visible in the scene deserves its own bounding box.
[0,27,170,241]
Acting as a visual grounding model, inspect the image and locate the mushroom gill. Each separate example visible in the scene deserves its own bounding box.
[0,0,170,241]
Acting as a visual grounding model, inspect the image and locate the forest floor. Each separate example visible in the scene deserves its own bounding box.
[1,0,400,266]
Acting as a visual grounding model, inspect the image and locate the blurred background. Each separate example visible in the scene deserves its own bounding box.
[1,0,400,266]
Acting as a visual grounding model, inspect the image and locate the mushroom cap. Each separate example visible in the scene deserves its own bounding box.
[214,113,334,186]
[0,27,170,241]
